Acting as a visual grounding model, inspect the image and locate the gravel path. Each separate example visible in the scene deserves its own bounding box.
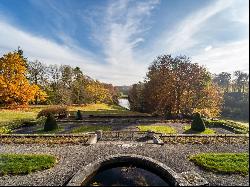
[0,142,248,186]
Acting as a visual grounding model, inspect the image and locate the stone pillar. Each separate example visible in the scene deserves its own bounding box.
[95,130,103,140]
[86,134,97,145]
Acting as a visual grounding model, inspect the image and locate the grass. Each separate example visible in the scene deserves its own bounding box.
[0,110,37,127]
[137,125,177,134]
[35,127,64,134]
[71,125,112,133]
[68,103,146,116]
[183,125,216,134]
[0,154,57,176]
[189,153,249,175]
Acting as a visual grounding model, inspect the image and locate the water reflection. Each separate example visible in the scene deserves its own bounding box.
[118,98,130,110]
[85,165,169,186]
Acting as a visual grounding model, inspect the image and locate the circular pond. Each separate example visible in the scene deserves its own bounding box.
[85,163,169,186]
[67,154,187,186]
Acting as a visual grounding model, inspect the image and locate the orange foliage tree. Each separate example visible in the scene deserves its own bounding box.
[0,50,47,106]
[129,55,223,118]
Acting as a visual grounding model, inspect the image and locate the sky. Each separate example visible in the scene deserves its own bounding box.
[0,0,249,86]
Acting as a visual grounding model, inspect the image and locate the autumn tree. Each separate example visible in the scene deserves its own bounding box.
[128,82,146,112]
[103,83,120,104]
[27,60,48,104]
[213,72,231,92]
[85,80,113,104]
[234,71,249,93]
[129,54,223,118]
[0,50,47,106]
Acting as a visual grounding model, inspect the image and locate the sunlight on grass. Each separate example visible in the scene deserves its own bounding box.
[183,125,216,134]
[68,103,119,111]
[137,125,177,134]
[72,125,112,133]
[68,103,146,116]
[0,110,36,125]
[189,153,249,175]
[0,154,57,176]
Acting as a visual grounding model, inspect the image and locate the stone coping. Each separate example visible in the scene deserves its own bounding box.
[0,133,90,137]
[66,154,196,186]
[0,132,248,137]
[0,133,248,145]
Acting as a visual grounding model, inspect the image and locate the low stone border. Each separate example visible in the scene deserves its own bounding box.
[0,134,91,144]
[0,133,248,144]
[66,154,206,186]
[100,131,248,144]
[160,134,249,144]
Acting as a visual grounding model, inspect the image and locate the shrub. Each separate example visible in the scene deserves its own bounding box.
[191,113,206,132]
[37,106,68,119]
[76,110,83,120]
[44,113,58,131]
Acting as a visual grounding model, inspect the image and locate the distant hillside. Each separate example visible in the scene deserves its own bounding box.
[115,86,132,96]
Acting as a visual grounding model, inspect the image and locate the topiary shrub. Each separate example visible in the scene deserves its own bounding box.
[76,110,83,120]
[191,113,206,132]
[37,106,68,119]
[44,113,58,131]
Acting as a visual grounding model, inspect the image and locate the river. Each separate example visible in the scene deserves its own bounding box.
[118,98,130,110]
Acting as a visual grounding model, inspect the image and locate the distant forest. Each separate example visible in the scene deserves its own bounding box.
[213,72,249,121]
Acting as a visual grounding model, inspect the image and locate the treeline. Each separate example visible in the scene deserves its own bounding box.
[128,55,222,118]
[213,72,249,121]
[0,48,119,106]
[128,54,249,120]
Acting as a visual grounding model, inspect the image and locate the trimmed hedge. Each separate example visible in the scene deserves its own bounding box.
[204,119,249,134]
[191,113,206,132]
[44,114,58,131]
[37,106,68,119]
[76,110,83,120]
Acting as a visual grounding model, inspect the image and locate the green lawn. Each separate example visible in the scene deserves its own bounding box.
[71,125,112,133]
[189,153,249,175]
[68,103,147,116]
[0,154,57,176]
[137,125,177,134]
[0,110,37,126]
[183,125,216,134]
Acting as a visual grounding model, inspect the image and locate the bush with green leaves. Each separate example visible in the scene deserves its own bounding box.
[44,113,58,131]
[191,113,206,132]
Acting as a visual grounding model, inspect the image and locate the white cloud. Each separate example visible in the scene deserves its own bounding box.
[93,0,159,68]
[154,0,234,55]
[144,0,249,75]
[0,0,160,85]
[204,45,213,52]
[0,17,148,85]
[193,40,249,74]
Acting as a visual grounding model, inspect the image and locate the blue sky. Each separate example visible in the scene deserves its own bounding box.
[0,0,249,85]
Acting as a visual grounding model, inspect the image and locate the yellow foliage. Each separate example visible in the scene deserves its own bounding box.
[85,81,113,103]
[0,51,47,106]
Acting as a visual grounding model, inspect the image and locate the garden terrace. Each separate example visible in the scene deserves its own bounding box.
[0,141,248,186]
[11,117,247,135]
